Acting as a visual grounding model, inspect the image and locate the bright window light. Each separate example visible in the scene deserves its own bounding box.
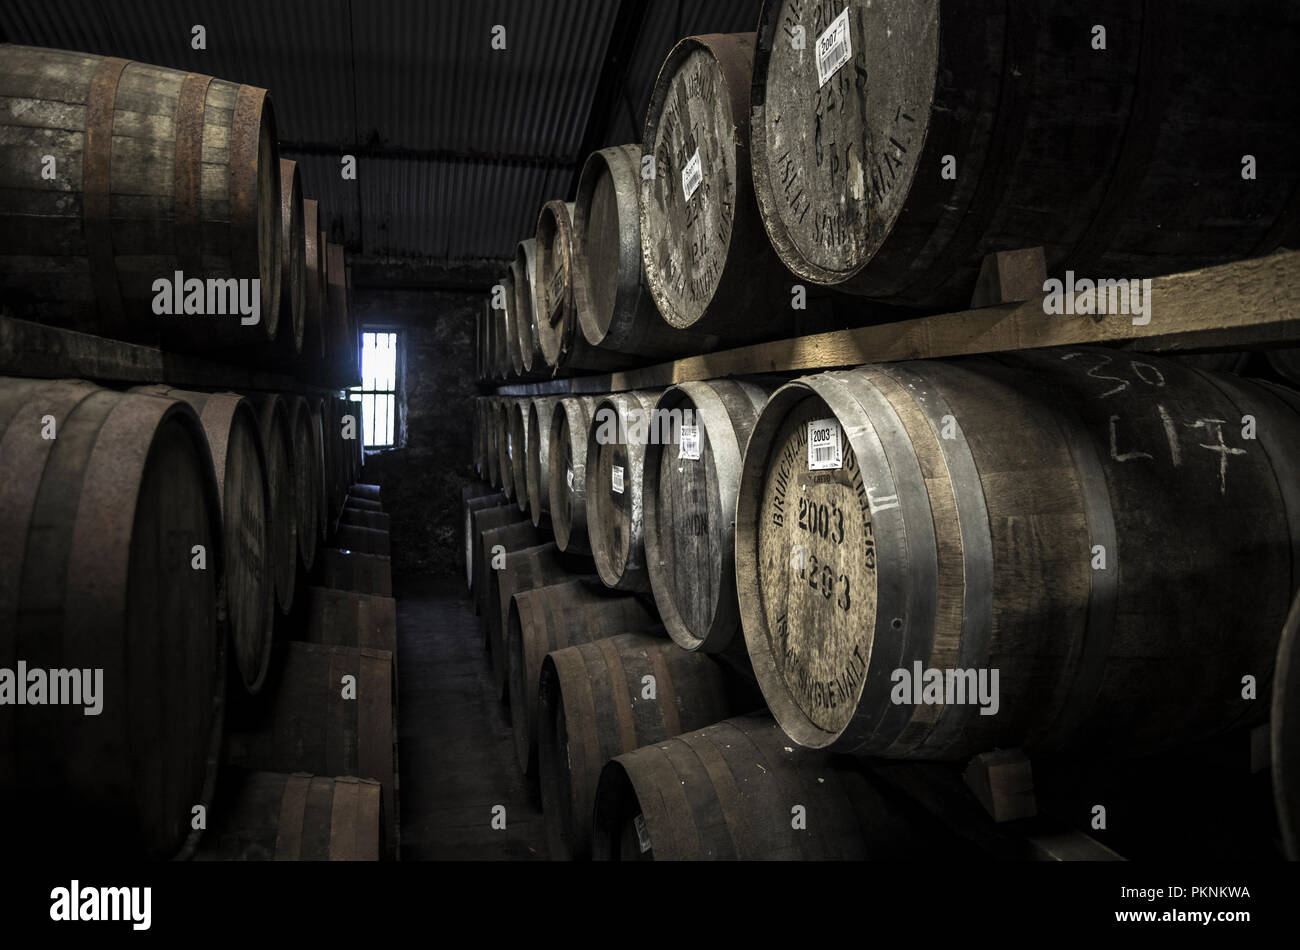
[353,330,400,448]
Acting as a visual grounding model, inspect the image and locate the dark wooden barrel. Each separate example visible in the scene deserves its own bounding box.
[324,243,352,386]
[536,199,628,372]
[1174,353,1250,374]
[548,395,600,554]
[497,398,519,502]
[574,145,711,360]
[640,33,793,344]
[525,396,562,527]
[750,0,1300,306]
[310,397,330,542]
[340,508,390,531]
[1276,591,1300,860]
[301,201,327,364]
[585,389,664,592]
[225,641,397,860]
[350,483,382,502]
[463,489,507,590]
[250,393,297,616]
[306,587,397,654]
[1268,348,1300,385]
[319,549,393,597]
[195,770,384,861]
[0,44,282,349]
[285,394,321,572]
[135,386,274,696]
[644,380,772,653]
[478,521,543,660]
[336,524,390,557]
[517,237,551,376]
[590,714,923,860]
[493,275,513,380]
[345,496,383,513]
[0,378,225,859]
[506,579,660,776]
[735,349,1300,758]
[509,398,531,514]
[506,248,530,377]
[277,158,305,355]
[464,496,513,603]
[538,632,758,859]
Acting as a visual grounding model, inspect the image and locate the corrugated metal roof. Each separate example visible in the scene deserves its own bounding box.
[0,0,766,273]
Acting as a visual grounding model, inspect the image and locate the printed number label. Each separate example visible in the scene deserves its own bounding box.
[807,418,843,471]
[816,7,852,88]
[681,149,703,202]
[633,813,652,853]
[612,464,625,494]
[679,424,700,460]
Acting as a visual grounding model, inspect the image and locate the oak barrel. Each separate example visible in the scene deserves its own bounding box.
[340,507,390,531]
[286,394,321,572]
[538,632,758,859]
[506,579,659,775]
[300,200,327,364]
[525,396,562,526]
[478,521,542,662]
[643,379,772,653]
[1276,591,1300,861]
[277,158,305,355]
[0,44,282,348]
[1268,348,1300,385]
[749,0,1300,305]
[508,246,533,376]
[306,587,397,654]
[0,378,225,859]
[464,491,508,593]
[319,549,393,598]
[250,392,297,616]
[465,498,518,609]
[548,395,600,554]
[585,389,664,592]
[735,349,1300,758]
[336,524,390,558]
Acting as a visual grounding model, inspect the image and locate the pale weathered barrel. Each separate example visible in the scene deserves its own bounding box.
[592,715,936,860]
[750,0,1300,306]
[525,396,562,526]
[736,349,1300,759]
[225,641,397,860]
[0,44,282,349]
[250,392,297,616]
[306,587,397,654]
[479,521,542,663]
[0,378,225,859]
[538,632,759,859]
[644,379,772,653]
[506,579,659,775]
[286,394,321,572]
[277,158,305,355]
[548,395,600,554]
[585,389,664,592]
[640,33,793,344]
[135,386,274,696]
[536,199,628,372]
[496,399,516,500]
[1276,590,1300,860]
[574,145,712,359]
[196,770,384,861]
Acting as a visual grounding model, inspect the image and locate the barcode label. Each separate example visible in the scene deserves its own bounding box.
[808,418,843,470]
[612,464,625,494]
[681,148,703,201]
[566,467,574,490]
[816,8,852,88]
[679,424,700,460]
[633,813,652,853]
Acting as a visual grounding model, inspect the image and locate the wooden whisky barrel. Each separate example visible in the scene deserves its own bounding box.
[490,542,584,702]
[195,770,384,861]
[509,398,531,514]
[493,276,514,380]
[285,394,321,572]
[277,158,305,356]
[585,389,664,592]
[465,499,518,609]
[309,397,330,543]
[1268,348,1300,385]
[538,632,758,859]
[0,44,282,349]
[735,349,1300,759]
[306,587,397,654]
[548,395,600,554]
[591,714,921,860]
[644,379,772,653]
[320,549,393,597]
[249,393,297,616]
[574,145,712,360]
[525,396,562,526]
[300,201,327,364]
[0,378,225,859]
[1275,590,1300,861]
[336,524,390,557]
[506,579,659,775]
[135,386,274,696]
[750,0,1300,306]
[225,641,397,860]
[340,507,390,531]
[478,521,543,662]
[324,243,352,386]
[536,199,628,372]
[509,243,536,376]
[640,34,793,344]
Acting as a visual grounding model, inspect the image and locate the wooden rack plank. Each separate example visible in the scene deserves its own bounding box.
[494,251,1300,396]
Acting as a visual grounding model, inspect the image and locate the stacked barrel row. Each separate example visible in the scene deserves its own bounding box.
[0,374,395,859]
[467,343,1300,859]
[0,43,361,389]
[475,3,1300,384]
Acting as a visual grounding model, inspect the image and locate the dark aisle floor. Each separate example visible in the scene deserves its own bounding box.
[394,574,549,860]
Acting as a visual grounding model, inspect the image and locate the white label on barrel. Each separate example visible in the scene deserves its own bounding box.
[566,467,574,490]
[681,148,703,202]
[633,813,652,853]
[808,418,843,471]
[612,464,625,494]
[679,424,700,460]
[816,8,852,89]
